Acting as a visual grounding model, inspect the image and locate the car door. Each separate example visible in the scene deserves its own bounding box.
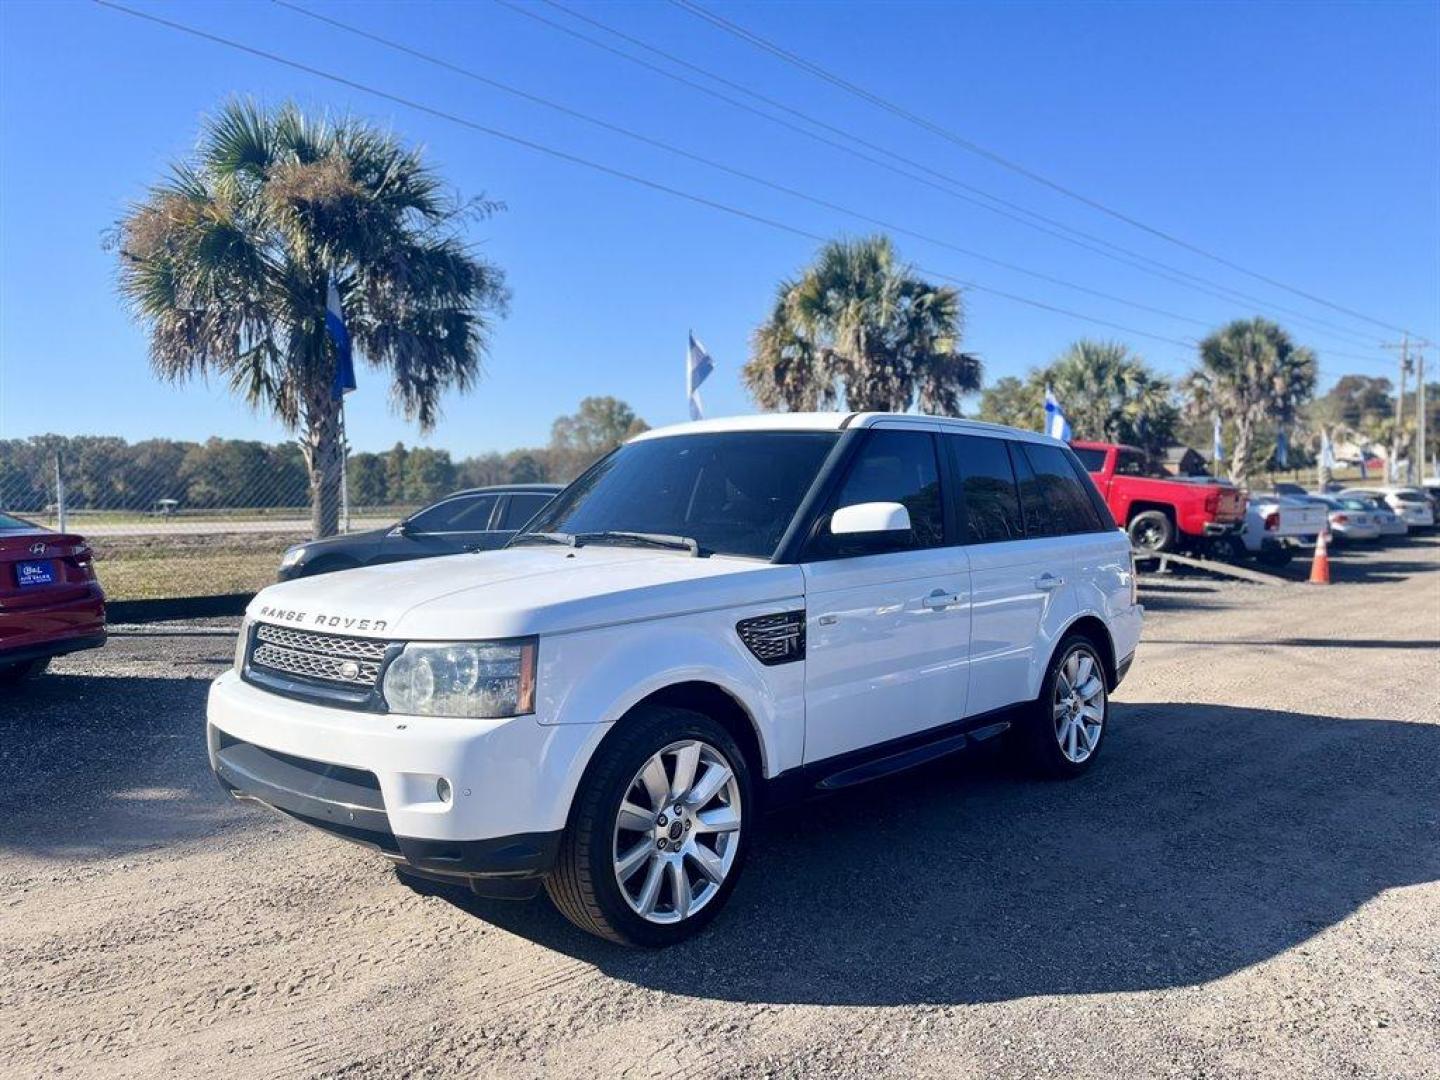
[949,434,1079,718]
[378,492,501,563]
[487,490,556,550]
[800,426,972,764]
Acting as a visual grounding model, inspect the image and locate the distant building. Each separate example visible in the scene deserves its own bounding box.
[1161,446,1211,478]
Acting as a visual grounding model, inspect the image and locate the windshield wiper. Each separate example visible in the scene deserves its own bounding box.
[573,531,702,557]
[507,531,577,548]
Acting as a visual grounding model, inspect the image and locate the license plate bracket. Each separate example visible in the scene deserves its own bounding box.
[16,559,57,588]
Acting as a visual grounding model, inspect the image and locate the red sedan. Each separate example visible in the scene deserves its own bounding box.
[0,513,106,684]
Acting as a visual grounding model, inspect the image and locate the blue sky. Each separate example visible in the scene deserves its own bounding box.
[2,0,1436,458]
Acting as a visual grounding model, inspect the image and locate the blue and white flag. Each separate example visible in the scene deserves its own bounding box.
[1043,386,1071,441]
[1319,429,1336,471]
[1212,415,1224,464]
[686,332,714,421]
[327,279,356,402]
[1276,428,1289,468]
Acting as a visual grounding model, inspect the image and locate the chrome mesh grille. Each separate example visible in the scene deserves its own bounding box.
[249,623,390,689]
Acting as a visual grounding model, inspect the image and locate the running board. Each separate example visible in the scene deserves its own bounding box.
[813,720,1011,791]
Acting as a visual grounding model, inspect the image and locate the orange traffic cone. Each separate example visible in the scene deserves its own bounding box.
[1308,530,1331,585]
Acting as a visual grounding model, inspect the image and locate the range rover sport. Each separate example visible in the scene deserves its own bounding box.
[207,413,1143,946]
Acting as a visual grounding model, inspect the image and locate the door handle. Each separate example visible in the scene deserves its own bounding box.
[922,590,962,610]
[1035,573,1065,591]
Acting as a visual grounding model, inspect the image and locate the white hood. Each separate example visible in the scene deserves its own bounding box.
[247,546,803,640]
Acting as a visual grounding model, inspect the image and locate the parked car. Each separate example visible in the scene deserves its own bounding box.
[208,414,1143,945]
[1349,496,1407,539]
[1071,441,1247,554]
[0,512,106,684]
[1420,478,1440,520]
[1337,486,1435,531]
[277,484,562,580]
[1307,495,1381,544]
[1237,493,1327,564]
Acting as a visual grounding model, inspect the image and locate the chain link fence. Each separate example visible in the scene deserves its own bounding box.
[1,438,438,602]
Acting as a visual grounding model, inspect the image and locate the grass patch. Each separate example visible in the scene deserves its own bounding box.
[91,531,303,601]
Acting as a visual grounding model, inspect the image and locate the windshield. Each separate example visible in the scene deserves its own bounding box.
[515,431,840,559]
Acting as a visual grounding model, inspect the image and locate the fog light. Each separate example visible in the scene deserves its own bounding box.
[436,778,452,803]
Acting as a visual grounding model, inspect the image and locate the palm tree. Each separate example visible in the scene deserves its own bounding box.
[115,100,508,537]
[1033,340,1177,452]
[1184,318,1317,487]
[743,235,981,414]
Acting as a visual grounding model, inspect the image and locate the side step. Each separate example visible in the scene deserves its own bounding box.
[813,720,1010,791]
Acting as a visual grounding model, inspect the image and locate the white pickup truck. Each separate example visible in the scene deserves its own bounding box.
[1237,492,1329,566]
[207,413,1143,945]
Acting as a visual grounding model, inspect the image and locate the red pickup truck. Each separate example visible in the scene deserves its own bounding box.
[1070,441,1247,553]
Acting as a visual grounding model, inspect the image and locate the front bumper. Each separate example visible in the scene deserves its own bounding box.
[206,670,603,884]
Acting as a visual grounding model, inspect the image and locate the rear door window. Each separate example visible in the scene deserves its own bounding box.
[498,492,553,530]
[946,433,1025,544]
[1071,446,1108,472]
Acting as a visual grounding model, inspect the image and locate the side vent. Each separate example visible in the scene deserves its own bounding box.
[736,610,806,666]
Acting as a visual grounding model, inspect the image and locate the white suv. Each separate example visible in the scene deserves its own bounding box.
[207,414,1142,945]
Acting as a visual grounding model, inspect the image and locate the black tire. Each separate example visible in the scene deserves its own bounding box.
[1015,634,1109,779]
[545,706,752,947]
[1257,544,1294,567]
[0,658,49,686]
[1127,509,1175,553]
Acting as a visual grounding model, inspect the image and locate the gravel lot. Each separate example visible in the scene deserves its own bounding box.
[3,537,1438,1078]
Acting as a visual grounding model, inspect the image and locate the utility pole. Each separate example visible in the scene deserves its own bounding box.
[1381,335,1424,482]
[1418,350,1429,480]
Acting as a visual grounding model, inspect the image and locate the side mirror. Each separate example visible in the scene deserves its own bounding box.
[393,520,416,538]
[830,501,911,536]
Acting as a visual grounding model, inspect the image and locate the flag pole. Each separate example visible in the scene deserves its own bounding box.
[339,399,351,534]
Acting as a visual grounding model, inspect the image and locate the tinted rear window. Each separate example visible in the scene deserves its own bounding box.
[1071,447,1107,472]
[499,492,554,530]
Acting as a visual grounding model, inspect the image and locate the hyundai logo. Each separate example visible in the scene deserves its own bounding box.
[29,542,47,556]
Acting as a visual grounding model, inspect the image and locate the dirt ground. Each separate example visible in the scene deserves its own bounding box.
[3,538,1438,1078]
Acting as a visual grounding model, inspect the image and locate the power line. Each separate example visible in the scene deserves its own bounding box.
[93,0,1359,383]
[274,0,1218,331]
[669,0,1417,339]
[510,0,1391,357]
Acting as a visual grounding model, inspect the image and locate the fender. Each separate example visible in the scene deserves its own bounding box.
[536,603,804,779]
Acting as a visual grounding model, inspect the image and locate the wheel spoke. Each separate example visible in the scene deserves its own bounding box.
[669,742,700,800]
[1066,720,1079,760]
[1076,675,1103,701]
[694,803,741,834]
[668,858,692,919]
[1080,703,1104,723]
[640,756,669,809]
[614,840,652,881]
[686,762,732,809]
[1078,722,1099,751]
[1052,700,1069,720]
[1064,652,1080,684]
[1055,715,1071,745]
[617,800,655,834]
[635,857,665,915]
[1075,654,1094,687]
[689,844,726,884]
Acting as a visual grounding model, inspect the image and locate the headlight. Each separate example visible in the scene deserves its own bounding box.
[279,546,306,569]
[382,639,537,718]
[234,617,251,672]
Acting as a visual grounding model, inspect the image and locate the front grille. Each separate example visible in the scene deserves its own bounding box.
[249,622,391,690]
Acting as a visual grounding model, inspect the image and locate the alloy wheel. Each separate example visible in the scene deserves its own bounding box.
[611,739,743,924]
[1053,646,1106,764]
